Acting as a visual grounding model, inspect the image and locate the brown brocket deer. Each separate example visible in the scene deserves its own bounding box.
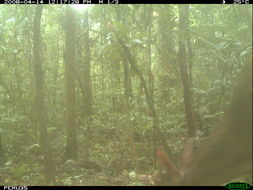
[155,59,252,186]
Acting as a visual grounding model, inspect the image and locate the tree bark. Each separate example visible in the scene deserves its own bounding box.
[33,5,55,183]
[178,5,196,137]
[64,6,77,160]
[82,9,93,161]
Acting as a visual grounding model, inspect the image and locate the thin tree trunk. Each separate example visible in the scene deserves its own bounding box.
[112,30,175,163]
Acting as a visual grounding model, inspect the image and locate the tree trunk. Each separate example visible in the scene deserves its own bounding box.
[178,5,196,137]
[33,5,55,183]
[64,6,77,160]
[82,9,93,161]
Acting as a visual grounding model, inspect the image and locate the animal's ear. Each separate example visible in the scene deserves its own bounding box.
[180,143,194,165]
[154,141,199,185]
[180,137,201,164]
[156,150,180,178]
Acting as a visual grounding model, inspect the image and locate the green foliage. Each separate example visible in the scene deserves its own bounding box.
[0,4,251,185]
